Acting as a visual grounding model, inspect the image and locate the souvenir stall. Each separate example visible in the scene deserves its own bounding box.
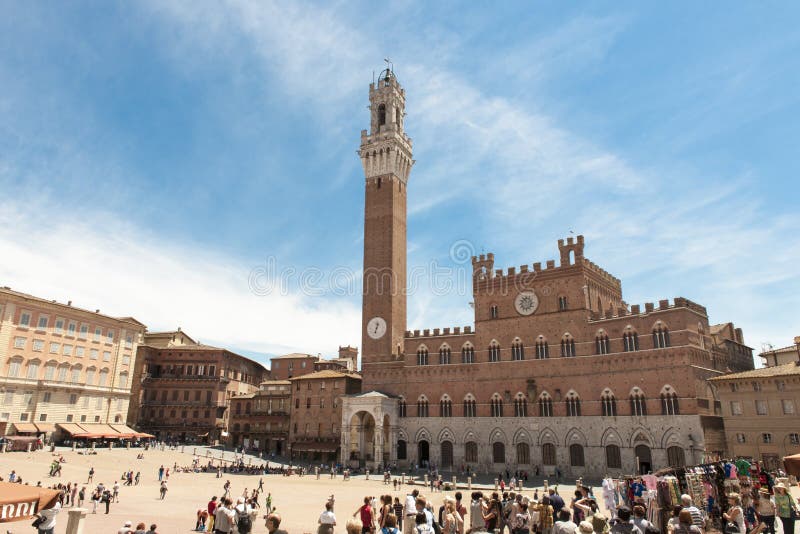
[599,459,775,533]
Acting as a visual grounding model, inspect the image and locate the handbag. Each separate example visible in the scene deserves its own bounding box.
[724,521,740,534]
[32,514,44,528]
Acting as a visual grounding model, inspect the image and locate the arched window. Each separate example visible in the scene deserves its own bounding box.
[566,391,581,417]
[57,364,69,382]
[570,444,585,467]
[661,386,679,415]
[465,442,478,463]
[538,393,553,417]
[492,442,505,463]
[667,446,686,467]
[85,366,96,385]
[542,443,557,465]
[514,393,527,417]
[490,394,503,417]
[595,332,610,355]
[398,398,407,418]
[516,442,531,464]
[630,388,647,417]
[490,305,498,319]
[463,395,476,418]
[439,396,452,418]
[511,339,525,361]
[488,341,501,362]
[558,296,568,311]
[653,323,670,349]
[535,337,549,359]
[377,104,386,126]
[439,345,451,365]
[98,368,109,387]
[461,343,475,364]
[606,445,622,469]
[601,389,617,417]
[245,402,251,415]
[7,357,23,378]
[118,371,128,389]
[560,334,576,357]
[44,361,57,381]
[235,402,242,415]
[26,359,40,380]
[416,396,429,418]
[623,329,639,352]
[417,346,429,366]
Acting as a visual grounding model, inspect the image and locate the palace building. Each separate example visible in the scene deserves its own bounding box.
[0,286,145,439]
[341,68,753,477]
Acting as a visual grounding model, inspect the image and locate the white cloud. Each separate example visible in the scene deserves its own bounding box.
[0,199,361,361]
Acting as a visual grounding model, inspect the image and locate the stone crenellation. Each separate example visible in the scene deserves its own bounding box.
[588,296,708,322]
[406,326,473,338]
[470,235,621,289]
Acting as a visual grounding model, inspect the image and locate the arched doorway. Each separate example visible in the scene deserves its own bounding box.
[418,440,430,467]
[440,441,453,468]
[635,444,652,474]
[348,411,376,466]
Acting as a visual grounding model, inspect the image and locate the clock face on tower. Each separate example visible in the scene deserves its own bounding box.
[514,291,539,316]
[367,317,387,339]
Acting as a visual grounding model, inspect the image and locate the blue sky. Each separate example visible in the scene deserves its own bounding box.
[1,1,798,365]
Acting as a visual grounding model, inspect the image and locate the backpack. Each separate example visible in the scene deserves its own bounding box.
[237,510,253,533]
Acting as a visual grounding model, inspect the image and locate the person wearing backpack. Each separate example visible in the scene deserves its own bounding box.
[234,496,255,534]
[382,513,401,534]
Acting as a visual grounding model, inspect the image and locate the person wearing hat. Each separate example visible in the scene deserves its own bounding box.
[117,520,133,534]
[756,488,776,534]
[579,522,595,534]
[773,483,797,534]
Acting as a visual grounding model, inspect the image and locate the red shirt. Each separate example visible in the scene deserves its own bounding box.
[208,501,217,515]
[360,505,373,526]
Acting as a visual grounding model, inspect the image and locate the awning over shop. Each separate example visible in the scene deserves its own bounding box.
[57,423,88,436]
[291,441,339,452]
[0,481,59,524]
[784,453,800,477]
[34,423,56,433]
[12,423,38,433]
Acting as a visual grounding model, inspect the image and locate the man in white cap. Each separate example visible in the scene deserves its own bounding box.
[117,520,133,534]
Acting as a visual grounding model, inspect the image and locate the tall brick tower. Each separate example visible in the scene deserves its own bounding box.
[360,67,414,366]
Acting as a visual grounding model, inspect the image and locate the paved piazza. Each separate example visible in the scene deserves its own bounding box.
[3,445,594,534]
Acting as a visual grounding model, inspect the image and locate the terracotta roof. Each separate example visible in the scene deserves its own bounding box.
[759,344,799,356]
[708,362,800,381]
[288,370,361,381]
[271,353,318,360]
[260,380,292,386]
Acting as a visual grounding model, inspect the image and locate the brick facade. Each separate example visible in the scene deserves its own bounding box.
[130,335,268,443]
[342,70,754,477]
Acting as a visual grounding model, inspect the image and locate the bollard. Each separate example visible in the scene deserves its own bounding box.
[316,467,320,480]
[126,442,130,450]
[194,447,197,455]
[109,441,113,449]
[91,442,95,451]
[543,479,549,491]
[27,443,32,452]
[452,476,457,489]
[494,479,498,491]
[424,474,429,485]
[467,477,472,490]
[72,443,76,452]
[366,469,370,480]
[401,473,406,485]
[66,507,87,534]
[207,450,211,458]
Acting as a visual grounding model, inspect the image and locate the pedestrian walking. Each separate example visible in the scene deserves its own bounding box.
[160,480,168,500]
